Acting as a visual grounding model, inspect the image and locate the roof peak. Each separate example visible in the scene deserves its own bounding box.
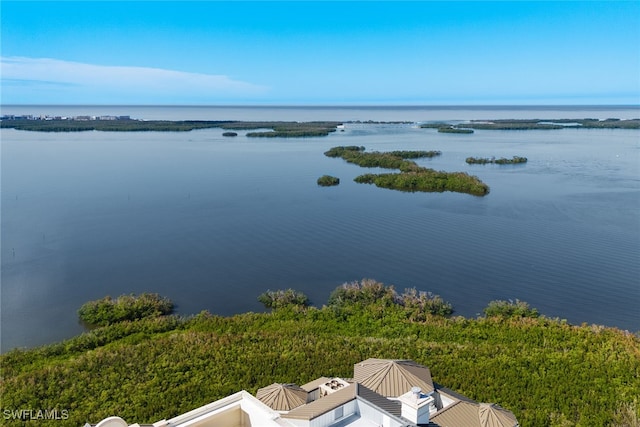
[353,358,434,397]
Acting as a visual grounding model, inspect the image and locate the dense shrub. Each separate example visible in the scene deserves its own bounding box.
[326,279,453,320]
[612,399,640,427]
[258,289,310,309]
[78,293,174,327]
[327,279,399,308]
[400,288,454,319]
[483,299,539,318]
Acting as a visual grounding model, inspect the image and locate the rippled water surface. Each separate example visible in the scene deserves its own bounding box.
[2,106,639,351]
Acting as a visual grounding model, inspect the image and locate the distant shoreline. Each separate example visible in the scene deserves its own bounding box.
[2,105,639,123]
[2,116,639,132]
[0,117,343,136]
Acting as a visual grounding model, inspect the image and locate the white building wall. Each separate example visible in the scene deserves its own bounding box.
[308,401,357,427]
[357,400,383,425]
[285,418,309,427]
[308,409,336,427]
[438,392,457,410]
[356,400,404,427]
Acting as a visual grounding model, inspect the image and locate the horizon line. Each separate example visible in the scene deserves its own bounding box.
[3,103,639,108]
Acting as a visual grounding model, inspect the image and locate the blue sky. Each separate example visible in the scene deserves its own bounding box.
[2,1,639,105]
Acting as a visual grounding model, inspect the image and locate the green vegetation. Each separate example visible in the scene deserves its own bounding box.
[419,123,474,133]
[77,293,174,327]
[354,171,489,195]
[327,279,452,318]
[213,121,340,137]
[0,119,342,137]
[324,146,441,172]
[323,145,366,157]
[466,156,528,165]
[317,175,340,186]
[222,131,238,137]
[612,399,640,427]
[258,289,310,309]
[434,118,640,131]
[0,119,228,132]
[4,118,637,135]
[419,123,449,129]
[576,118,640,129]
[459,120,565,130]
[438,126,474,134]
[483,299,540,318]
[325,146,489,196]
[2,281,638,427]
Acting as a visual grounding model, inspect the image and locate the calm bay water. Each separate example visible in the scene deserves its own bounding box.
[1,106,639,351]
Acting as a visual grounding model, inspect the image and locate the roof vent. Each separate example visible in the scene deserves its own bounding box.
[319,378,350,396]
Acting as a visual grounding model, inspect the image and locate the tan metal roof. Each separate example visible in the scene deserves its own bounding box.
[282,382,404,421]
[353,358,434,397]
[355,383,402,417]
[479,403,519,427]
[283,382,357,420]
[430,401,518,427]
[300,377,332,392]
[255,383,308,412]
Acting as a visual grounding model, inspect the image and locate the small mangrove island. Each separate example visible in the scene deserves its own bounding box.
[325,146,489,196]
[317,175,340,186]
[466,156,528,165]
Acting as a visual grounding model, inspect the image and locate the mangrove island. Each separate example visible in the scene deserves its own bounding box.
[317,175,340,186]
[324,146,489,196]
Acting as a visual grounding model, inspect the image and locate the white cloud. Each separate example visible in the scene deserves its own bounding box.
[1,56,269,104]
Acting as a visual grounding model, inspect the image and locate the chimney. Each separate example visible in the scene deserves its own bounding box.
[399,387,434,424]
